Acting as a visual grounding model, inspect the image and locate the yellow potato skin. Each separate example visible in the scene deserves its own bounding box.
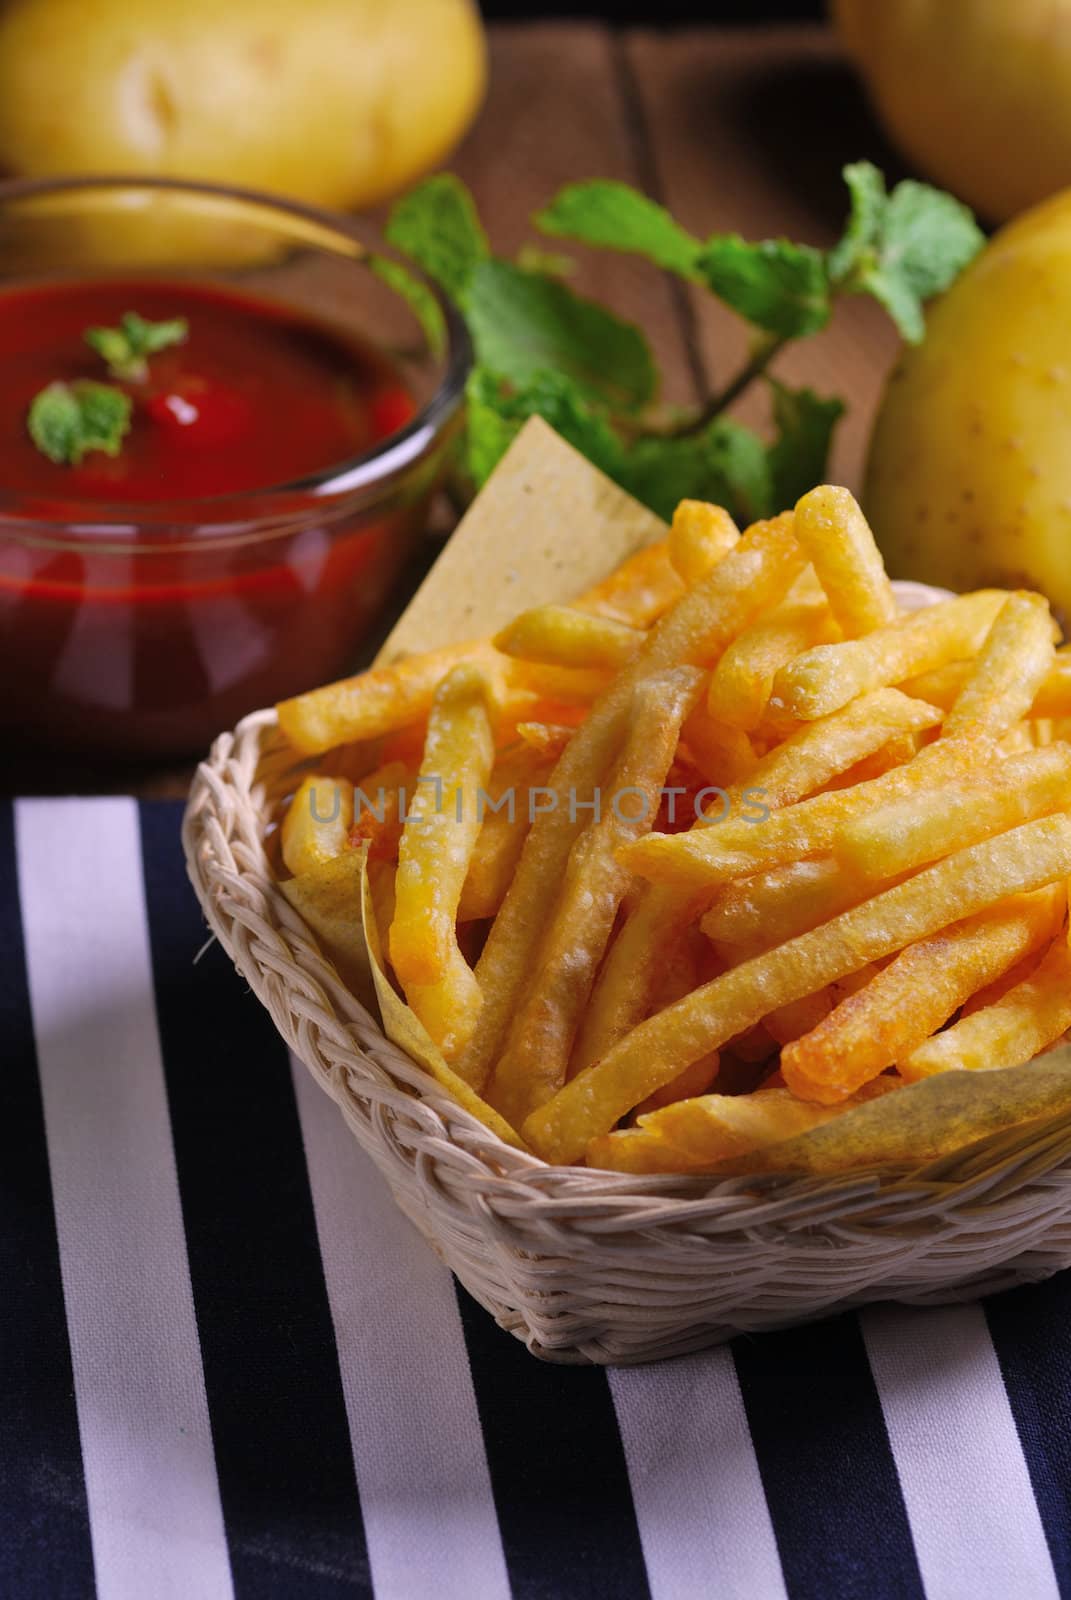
[864,189,1071,625]
[0,0,486,210]
[833,0,1071,223]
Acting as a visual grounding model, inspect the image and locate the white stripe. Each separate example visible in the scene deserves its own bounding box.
[863,1302,1058,1600]
[610,1349,787,1600]
[291,1055,510,1600]
[16,798,233,1600]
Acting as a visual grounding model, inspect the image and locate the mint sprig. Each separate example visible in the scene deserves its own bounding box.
[28,380,132,466]
[85,311,188,383]
[388,162,988,520]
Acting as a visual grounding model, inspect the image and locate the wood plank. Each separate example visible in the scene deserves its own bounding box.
[625,24,904,491]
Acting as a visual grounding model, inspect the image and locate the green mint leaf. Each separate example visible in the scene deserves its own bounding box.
[85,311,187,381]
[696,236,831,338]
[766,379,845,511]
[621,418,774,525]
[467,259,657,411]
[28,380,132,465]
[368,254,446,358]
[536,180,701,278]
[465,368,625,487]
[515,244,576,279]
[829,163,985,344]
[827,160,886,283]
[385,174,489,304]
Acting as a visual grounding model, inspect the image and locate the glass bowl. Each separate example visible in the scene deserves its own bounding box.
[0,175,471,759]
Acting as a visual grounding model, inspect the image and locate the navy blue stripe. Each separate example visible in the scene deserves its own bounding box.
[732,1312,923,1600]
[455,1284,651,1600]
[986,1275,1071,1594]
[138,801,370,1600]
[0,800,96,1600]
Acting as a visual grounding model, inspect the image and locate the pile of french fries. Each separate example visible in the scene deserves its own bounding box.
[275,486,1071,1174]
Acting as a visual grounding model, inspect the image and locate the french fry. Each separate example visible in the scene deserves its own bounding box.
[494,605,645,672]
[792,485,898,637]
[835,744,1071,882]
[764,989,833,1046]
[781,888,1066,1103]
[513,722,577,761]
[584,1124,712,1174]
[349,760,411,862]
[903,652,1071,721]
[682,705,757,785]
[668,500,740,586]
[635,1053,721,1116]
[457,514,806,1091]
[701,858,870,955]
[612,1083,897,1171]
[281,775,354,876]
[388,665,495,1066]
[576,538,685,627]
[279,849,372,1004]
[624,730,985,892]
[523,815,1071,1161]
[458,749,553,922]
[730,687,943,812]
[707,597,839,731]
[500,659,614,706]
[487,666,703,1126]
[571,883,713,1074]
[770,590,1006,722]
[900,935,1071,1080]
[943,592,1056,737]
[278,640,503,755]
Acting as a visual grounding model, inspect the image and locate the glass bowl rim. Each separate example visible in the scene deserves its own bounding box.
[0,172,472,543]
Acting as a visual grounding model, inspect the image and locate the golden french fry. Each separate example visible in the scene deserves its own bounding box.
[348,760,411,862]
[836,744,1071,882]
[571,883,712,1073]
[457,514,806,1091]
[635,1052,721,1116]
[901,935,1071,1080]
[707,598,839,731]
[487,666,704,1126]
[770,590,1006,722]
[494,605,645,672]
[575,538,685,627]
[682,705,757,786]
[943,591,1056,737]
[701,858,869,955]
[458,749,553,922]
[629,1083,897,1170]
[584,1124,712,1174]
[901,652,1071,720]
[523,814,1071,1161]
[513,722,579,761]
[281,775,354,876]
[732,687,943,813]
[278,640,503,756]
[668,500,740,587]
[500,659,614,706]
[764,989,833,1046]
[960,951,1043,1017]
[624,731,984,892]
[388,665,495,1066]
[792,485,898,637]
[781,888,1065,1104]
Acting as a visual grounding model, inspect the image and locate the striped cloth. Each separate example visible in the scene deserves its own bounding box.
[4,797,1071,1600]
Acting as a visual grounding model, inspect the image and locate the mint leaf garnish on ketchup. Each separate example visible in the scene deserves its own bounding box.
[28,380,132,466]
[84,310,188,383]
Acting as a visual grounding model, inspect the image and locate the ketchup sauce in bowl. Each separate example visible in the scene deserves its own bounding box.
[0,179,468,759]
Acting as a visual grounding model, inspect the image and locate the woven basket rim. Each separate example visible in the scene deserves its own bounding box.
[181,578,1071,1225]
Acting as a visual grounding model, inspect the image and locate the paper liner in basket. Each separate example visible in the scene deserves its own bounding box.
[282,415,1071,1177]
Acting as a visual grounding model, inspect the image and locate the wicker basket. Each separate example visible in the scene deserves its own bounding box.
[182,581,1071,1365]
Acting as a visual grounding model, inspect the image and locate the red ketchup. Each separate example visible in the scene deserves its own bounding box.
[0,279,424,758]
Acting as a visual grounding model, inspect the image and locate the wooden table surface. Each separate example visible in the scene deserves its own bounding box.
[9,21,907,799]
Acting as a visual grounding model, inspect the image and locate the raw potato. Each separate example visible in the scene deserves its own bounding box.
[833,0,1071,224]
[865,188,1071,628]
[0,0,486,211]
